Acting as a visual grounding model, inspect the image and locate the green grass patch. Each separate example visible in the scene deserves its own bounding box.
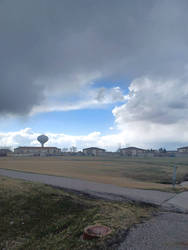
[0,176,155,249]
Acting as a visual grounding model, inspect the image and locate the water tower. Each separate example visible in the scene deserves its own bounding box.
[37,134,49,147]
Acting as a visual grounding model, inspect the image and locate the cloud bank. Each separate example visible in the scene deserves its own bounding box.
[1,125,188,151]
[0,128,124,151]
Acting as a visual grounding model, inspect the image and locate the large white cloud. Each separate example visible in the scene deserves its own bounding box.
[112,77,188,148]
[1,121,188,151]
[0,128,124,151]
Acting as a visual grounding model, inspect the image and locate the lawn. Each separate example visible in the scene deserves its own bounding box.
[0,176,155,250]
[0,156,188,191]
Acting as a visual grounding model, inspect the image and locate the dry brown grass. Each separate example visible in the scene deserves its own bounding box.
[0,156,188,191]
[0,176,155,250]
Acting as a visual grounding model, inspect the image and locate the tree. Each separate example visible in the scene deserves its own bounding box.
[159,147,167,153]
[159,148,163,153]
[62,148,68,152]
[69,146,77,153]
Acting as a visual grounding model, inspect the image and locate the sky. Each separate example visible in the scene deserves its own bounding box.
[0,0,188,151]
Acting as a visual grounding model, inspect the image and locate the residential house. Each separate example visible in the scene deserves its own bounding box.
[14,146,61,156]
[120,147,146,157]
[177,146,188,153]
[83,147,106,156]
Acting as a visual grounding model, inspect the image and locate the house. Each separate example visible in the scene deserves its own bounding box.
[0,148,12,157]
[14,146,61,156]
[120,147,146,157]
[83,147,106,156]
[177,146,188,153]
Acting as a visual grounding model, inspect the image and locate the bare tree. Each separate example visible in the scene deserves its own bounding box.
[62,148,68,152]
[69,146,77,153]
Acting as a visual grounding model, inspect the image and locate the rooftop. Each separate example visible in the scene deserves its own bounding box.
[120,147,146,151]
[83,147,105,151]
[15,146,60,149]
[177,146,188,150]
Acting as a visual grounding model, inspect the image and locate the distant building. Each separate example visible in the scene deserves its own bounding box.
[0,148,12,157]
[14,146,61,156]
[177,146,188,153]
[120,147,146,157]
[83,147,106,156]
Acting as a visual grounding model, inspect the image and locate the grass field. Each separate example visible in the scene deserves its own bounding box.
[0,176,155,250]
[0,156,188,191]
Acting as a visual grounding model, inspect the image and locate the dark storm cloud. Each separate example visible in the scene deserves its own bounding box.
[0,0,188,114]
[113,77,188,126]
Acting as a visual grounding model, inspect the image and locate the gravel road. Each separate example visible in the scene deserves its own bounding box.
[118,212,188,250]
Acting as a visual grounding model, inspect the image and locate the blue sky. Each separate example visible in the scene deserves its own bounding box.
[0,81,129,135]
[1,107,116,135]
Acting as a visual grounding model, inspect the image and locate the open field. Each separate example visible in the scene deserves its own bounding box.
[0,176,154,250]
[0,156,188,191]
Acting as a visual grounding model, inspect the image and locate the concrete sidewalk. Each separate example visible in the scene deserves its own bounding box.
[0,168,188,213]
[163,192,188,213]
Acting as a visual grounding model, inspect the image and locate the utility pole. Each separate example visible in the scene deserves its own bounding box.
[172,165,177,188]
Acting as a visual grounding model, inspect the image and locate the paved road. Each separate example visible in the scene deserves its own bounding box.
[118,212,188,250]
[0,168,175,205]
[1,169,188,213]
